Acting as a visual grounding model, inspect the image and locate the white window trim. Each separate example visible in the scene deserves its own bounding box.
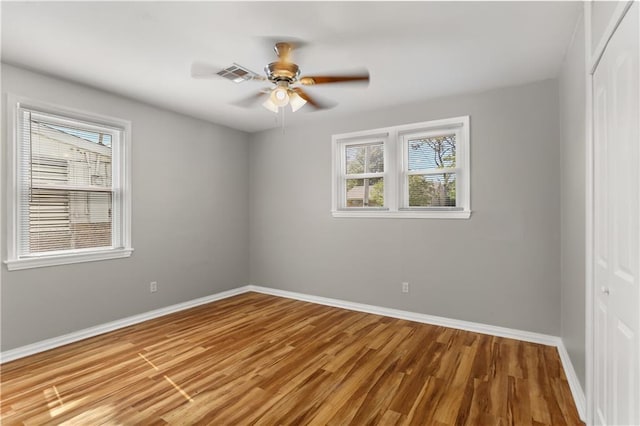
[331,116,471,219]
[4,94,133,271]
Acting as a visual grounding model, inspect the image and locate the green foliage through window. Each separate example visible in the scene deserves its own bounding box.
[408,133,456,207]
[409,174,456,207]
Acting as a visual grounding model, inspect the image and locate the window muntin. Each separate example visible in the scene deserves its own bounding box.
[6,96,132,270]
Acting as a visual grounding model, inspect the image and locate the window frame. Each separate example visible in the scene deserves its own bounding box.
[331,116,470,219]
[400,126,465,211]
[5,94,133,270]
[339,137,388,210]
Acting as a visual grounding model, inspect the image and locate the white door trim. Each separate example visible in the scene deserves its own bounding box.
[585,2,594,423]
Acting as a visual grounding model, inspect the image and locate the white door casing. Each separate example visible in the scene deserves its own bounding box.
[592,3,639,425]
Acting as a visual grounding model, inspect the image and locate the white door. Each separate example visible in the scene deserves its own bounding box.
[592,3,639,425]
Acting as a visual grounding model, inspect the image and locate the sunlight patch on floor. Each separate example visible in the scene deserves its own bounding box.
[138,352,159,371]
[138,351,193,402]
[43,386,86,418]
[163,375,194,402]
[57,404,120,425]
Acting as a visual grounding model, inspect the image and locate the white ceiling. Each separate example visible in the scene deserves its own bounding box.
[1,1,580,133]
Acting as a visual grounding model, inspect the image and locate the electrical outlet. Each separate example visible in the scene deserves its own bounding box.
[402,282,409,293]
[150,281,158,293]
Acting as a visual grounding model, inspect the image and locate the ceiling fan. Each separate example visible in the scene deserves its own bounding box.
[191,41,370,113]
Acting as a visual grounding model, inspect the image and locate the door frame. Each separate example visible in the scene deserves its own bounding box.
[585,1,637,424]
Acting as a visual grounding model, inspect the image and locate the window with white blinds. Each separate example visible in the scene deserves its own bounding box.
[6,97,132,270]
[403,129,460,209]
[332,116,470,219]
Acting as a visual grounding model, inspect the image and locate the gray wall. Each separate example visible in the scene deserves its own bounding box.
[559,13,587,391]
[1,64,250,351]
[249,79,561,335]
[1,65,571,351]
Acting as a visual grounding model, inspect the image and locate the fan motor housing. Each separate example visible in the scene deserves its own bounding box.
[265,62,300,83]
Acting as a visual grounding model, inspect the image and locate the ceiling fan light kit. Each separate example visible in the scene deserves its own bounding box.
[288,91,307,112]
[192,41,370,114]
[262,98,280,113]
[269,84,290,107]
[261,81,308,113]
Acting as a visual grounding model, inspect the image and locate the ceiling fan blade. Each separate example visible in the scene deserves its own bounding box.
[299,71,370,86]
[292,87,336,110]
[190,61,223,79]
[232,90,270,108]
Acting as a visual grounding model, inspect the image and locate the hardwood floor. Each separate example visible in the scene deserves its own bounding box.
[1,292,583,425]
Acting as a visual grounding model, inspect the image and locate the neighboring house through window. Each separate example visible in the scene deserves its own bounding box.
[5,96,132,270]
[332,116,470,219]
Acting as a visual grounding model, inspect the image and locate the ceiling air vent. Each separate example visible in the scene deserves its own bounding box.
[216,63,260,83]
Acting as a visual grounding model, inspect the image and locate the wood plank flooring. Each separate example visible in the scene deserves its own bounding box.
[1,292,583,425]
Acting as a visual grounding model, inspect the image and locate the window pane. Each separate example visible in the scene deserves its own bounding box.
[70,191,112,249]
[29,189,71,252]
[408,173,456,207]
[346,177,384,207]
[408,134,456,171]
[45,124,112,147]
[26,114,114,254]
[345,145,365,174]
[29,189,112,253]
[345,142,384,174]
[31,121,112,188]
[366,143,384,173]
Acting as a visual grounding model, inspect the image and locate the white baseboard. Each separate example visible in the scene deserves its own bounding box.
[0,286,250,364]
[247,285,586,421]
[0,283,586,422]
[556,340,587,421]
[247,285,558,345]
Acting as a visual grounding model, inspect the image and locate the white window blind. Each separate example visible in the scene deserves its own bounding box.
[405,131,459,208]
[6,98,132,270]
[19,109,115,255]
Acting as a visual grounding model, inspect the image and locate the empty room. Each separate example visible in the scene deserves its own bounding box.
[1,1,638,425]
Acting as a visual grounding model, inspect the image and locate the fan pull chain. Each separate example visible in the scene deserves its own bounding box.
[281,106,286,134]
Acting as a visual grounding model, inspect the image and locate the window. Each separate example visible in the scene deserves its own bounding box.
[402,128,462,209]
[343,141,385,208]
[5,96,132,270]
[332,116,470,218]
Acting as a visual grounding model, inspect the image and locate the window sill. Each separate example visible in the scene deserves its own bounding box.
[5,248,134,271]
[331,210,472,219]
